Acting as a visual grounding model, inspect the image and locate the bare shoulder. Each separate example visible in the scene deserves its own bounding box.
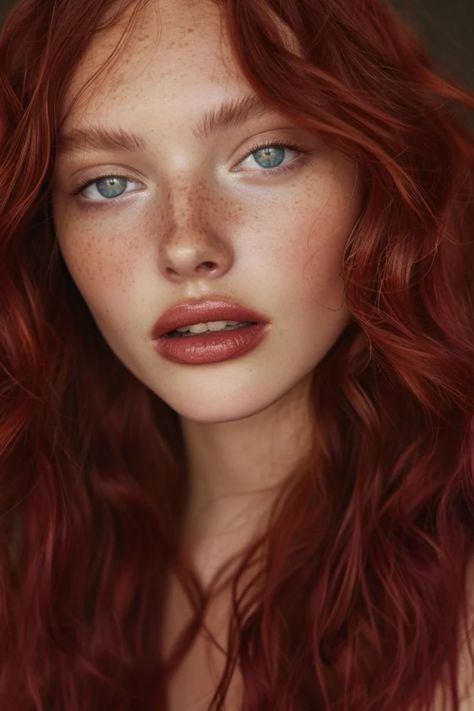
[428,556,474,710]
[456,557,474,707]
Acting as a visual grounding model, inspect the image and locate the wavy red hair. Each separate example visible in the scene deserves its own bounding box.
[0,0,473,709]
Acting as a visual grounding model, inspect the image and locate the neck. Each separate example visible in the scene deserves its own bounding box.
[179,373,314,550]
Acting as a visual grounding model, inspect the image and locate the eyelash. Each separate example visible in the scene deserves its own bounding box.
[73,139,309,205]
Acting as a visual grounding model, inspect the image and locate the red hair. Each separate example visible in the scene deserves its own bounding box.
[0,0,473,709]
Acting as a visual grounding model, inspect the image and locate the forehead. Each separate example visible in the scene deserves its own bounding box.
[61,0,302,126]
[62,0,247,122]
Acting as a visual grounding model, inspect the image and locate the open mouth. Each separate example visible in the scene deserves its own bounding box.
[165,321,257,338]
[153,320,269,364]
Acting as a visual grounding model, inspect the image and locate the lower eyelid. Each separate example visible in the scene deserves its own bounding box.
[238,153,309,178]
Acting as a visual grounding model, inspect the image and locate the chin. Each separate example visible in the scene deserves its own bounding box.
[162,392,280,425]
[175,403,266,425]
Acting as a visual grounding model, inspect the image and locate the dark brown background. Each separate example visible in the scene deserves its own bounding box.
[0,0,472,91]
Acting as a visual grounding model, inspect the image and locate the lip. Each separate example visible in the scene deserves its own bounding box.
[151,298,269,339]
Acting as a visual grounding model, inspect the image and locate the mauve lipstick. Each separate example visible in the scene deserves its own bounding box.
[150,298,270,365]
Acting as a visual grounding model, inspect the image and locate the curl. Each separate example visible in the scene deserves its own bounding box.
[0,0,473,709]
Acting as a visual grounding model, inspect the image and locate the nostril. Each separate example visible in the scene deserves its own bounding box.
[199,261,217,270]
[164,260,219,277]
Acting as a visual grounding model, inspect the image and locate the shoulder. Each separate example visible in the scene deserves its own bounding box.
[429,556,474,710]
[457,557,474,707]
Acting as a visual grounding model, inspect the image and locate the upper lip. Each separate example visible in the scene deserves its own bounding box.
[151,298,269,338]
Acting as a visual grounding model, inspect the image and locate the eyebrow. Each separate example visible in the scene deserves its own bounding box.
[57,94,278,155]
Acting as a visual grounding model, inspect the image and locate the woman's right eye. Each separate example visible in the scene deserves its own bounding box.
[76,175,145,202]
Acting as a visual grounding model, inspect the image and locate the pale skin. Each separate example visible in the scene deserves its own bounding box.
[51,4,363,701]
[52,0,363,571]
[51,0,364,704]
[49,0,474,708]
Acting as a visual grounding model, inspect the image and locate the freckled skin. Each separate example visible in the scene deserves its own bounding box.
[52,0,363,526]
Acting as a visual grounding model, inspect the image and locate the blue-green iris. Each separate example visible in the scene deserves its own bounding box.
[253,146,285,169]
[96,177,128,198]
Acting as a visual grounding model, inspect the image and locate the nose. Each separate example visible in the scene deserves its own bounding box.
[157,184,234,283]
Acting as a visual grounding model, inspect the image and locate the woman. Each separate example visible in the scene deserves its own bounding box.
[0,0,473,708]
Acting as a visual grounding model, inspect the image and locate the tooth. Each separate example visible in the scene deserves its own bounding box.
[187,323,208,334]
[207,320,230,331]
[173,320,246,334]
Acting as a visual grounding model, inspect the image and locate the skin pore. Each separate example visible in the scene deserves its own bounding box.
[51,0,364,585]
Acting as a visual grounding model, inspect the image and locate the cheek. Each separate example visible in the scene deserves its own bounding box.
[53,201,142,313]
[55,221,143,367]
[245,162,361,310]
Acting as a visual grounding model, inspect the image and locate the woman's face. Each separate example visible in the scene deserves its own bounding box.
[52,0,363,424]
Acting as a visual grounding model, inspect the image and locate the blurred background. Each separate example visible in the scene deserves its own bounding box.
[0,0,473,91]
[390,0,473,91]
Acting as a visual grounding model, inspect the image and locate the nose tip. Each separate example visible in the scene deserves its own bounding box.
[159,236,233,282]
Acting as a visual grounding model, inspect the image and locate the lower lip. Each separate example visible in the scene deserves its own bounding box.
[152,322,269,365]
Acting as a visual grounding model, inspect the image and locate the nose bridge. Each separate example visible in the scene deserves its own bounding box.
[158,172,233,281]
[167,172,208,234]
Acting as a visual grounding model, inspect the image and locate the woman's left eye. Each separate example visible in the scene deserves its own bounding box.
[236,140,308,175]
[75,175,144,202]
